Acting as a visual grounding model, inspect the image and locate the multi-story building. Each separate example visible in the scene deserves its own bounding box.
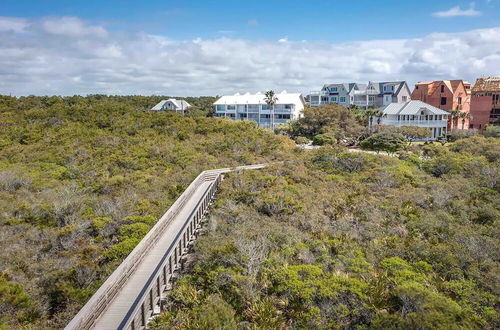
[308,81,411,109]
[308,83,366,107]
[151,98,191,114]
[470,77,500,130]
[372,100,449,140]
[213,91,306,129]
[411,80,471,130]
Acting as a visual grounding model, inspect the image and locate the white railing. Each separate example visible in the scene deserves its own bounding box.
[353,90,379,95]
[381,120,447,127]
[66,164,266,330]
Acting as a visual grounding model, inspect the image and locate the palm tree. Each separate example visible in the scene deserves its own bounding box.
[458,111,471,130]
[449,110,460,129]
[264,90,278,129]
[365,109,384,130]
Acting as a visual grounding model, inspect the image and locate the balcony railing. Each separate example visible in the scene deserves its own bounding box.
[353,101,376,106]
[353,90,379,95]
[382,119,447,127]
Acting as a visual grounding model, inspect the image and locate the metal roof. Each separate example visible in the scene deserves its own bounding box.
[151,99,191,111]
[213,91,305,106]
[380,100,450,116]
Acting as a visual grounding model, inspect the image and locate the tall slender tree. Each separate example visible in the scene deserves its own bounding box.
[458,112,471,130]
[264,90,278,129]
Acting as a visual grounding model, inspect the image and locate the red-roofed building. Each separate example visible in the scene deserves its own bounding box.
[411,80,471,130]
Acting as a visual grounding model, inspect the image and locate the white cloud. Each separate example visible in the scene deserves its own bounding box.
[433,3,481,17]
[0,17,29,33]
[41,16,107,38]
[0,16,499,96]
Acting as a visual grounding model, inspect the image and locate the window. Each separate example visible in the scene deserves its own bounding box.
[275,114,291,120]
[260,114,271,119]
[383,86,386,91]
[331,87,337,92]
[331,97,337,102]
[339,97,346,103]
[391,86,394,91]
[216,104,225,111]
[416,86,419,90]
[227,104,236,111]
[441,85,445,93]
[402,96,407,102]
[262,104,270,110]
[239,113,248,119]
[440,97,447,105]
[458,97,462,105]
[284,104,292,110]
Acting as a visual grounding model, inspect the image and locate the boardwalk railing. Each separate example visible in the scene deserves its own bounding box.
[66,164,266,330]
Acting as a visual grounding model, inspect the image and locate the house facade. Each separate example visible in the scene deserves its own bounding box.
[372,100,449,140]
[470,77,500,130]
[308,81,411,109]
[151,99,191,114]
[308,83,366,107]
[411,80,471,130]
[213,91,306,129]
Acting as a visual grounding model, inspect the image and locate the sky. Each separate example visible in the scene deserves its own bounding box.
[0,0,499,96]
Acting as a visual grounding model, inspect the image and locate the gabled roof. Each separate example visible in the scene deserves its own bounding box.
[151,98,191,111]
[367,81,407,94]
[472,77,500,93]
[213,91,305,106]
[416,80,466,96]
[379,100,450,116]
[151,100,168,110]
[168,98,191,109]
[322,82,361,93]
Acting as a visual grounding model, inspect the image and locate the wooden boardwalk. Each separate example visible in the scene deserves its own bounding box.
[66,165,265,330]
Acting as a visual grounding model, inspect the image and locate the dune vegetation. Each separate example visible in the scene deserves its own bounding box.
[0,96,498,329]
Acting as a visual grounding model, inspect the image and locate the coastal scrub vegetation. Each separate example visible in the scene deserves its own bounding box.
[154,139,499,329]
[0,96,498,329]
[0,95,292,328]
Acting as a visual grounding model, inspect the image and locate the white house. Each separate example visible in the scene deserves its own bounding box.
[373,100,450,140]
[213,91,306,129]
[151,99,191,114]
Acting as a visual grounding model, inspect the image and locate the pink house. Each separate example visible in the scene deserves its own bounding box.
[411,80,471,130]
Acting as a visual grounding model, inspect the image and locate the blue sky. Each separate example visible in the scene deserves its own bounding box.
[0,1,499,95]
[1,0,498,42]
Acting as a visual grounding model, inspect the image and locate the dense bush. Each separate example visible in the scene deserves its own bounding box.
[279,104,366,145]
[359,131,407,153]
